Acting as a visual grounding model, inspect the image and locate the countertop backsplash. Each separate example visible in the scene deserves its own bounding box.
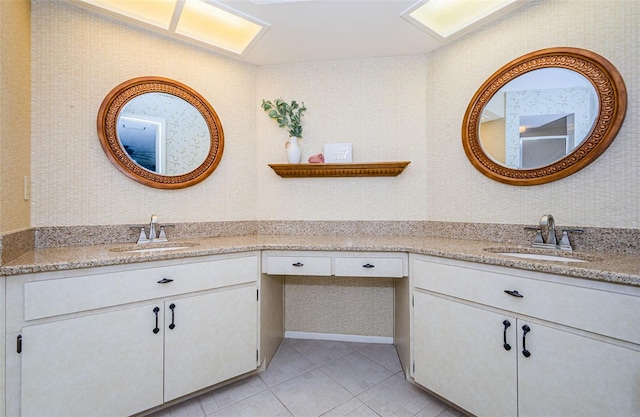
[1,221,639,268]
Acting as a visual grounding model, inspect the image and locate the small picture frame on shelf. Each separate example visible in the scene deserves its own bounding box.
[324,143,352,163]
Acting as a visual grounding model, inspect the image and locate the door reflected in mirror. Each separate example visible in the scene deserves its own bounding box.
[479,68,598,169]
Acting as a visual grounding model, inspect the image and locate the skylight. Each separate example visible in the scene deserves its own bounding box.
[401,0,527,42]
[72,0,270,57]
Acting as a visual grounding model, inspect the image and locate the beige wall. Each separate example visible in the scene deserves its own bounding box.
[30,1,257,227]
[424,0,639,228]
[28,0,639,229]
[0,0,31,234]
[256,56,427,221]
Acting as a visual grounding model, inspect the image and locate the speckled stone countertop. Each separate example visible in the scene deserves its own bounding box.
[1,234,639,287]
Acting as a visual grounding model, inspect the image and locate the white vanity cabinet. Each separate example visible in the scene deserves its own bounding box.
[411,254,640,417]
[20,302,165,416]
[413,291,518,416]
[263,250,408,277]
[6,252,260,417]
[163,286,257,402]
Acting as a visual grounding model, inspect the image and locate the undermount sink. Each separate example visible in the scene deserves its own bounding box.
[110,242,199,253]
[484,248,591,263]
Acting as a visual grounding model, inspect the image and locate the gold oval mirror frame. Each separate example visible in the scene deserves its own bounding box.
[462,47,627,186]
[98,76,224,189]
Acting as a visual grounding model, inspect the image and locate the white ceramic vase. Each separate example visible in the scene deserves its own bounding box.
[286,136,302,163]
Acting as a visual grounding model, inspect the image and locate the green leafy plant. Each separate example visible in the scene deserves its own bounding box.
[261,98,307,138]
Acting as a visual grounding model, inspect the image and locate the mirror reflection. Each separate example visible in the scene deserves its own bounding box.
[479,68,598,169]
[117,93,210,176]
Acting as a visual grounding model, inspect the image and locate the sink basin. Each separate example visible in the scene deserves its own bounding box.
[124,246,191,253]
[484,248,591,263]
[110,242,199,253]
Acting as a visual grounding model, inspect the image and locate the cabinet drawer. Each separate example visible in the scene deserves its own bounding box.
[413,257,640,344]
[24,254,258,321]
[265,255,332,276]
[334,257,405,277]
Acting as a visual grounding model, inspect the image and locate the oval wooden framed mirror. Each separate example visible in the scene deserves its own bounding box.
[462,47,626,185]
[98,76,224,189]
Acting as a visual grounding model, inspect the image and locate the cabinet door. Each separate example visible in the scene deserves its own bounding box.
[517,321,640,417]
[21,304,164,417]
[413,292,518,417]
[164,286,258,401]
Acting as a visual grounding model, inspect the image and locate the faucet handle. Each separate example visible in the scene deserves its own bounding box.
[156,227,169,243]
[130,226,150,244]
[524,226,544,244]
[558,229,583,251]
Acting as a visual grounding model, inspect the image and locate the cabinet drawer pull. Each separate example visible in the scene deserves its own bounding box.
[292,262,304,267]
[504,290,523,298]
[522,325,531,357]
[169,303,176,330]
[502,320,512,351]
[152,307,160,334]
[362,263,375,268]
[157,278,173,284]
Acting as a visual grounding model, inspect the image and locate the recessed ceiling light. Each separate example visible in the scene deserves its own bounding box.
[176,0,268,55]
[71,0,270,57]
[72,0,178,29]
[401,0,527,42]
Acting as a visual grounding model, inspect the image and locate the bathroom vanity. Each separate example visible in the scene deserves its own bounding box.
[411,254,639,417]
[5,253,260,417]
[1,236,639,417]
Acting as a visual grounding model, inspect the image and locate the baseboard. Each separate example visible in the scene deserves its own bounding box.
[284,331,393,344]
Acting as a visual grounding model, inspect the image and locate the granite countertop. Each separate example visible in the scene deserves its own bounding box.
[1,234,639,287]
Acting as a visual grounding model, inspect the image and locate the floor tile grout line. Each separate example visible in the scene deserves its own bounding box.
[158,339,461,417]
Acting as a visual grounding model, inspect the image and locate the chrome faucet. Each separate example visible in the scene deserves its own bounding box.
[148,214,158,241]
[132,214,170,244]
[525,214,583,251]
[539,214,557,246]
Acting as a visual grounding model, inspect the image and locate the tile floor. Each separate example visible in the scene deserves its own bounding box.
[151,338,465,417]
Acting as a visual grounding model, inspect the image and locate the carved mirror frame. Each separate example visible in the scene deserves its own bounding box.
[98,76,224,189]
[462,47,627,186]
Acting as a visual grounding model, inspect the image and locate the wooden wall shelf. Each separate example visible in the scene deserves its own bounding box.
[268,161,410,178]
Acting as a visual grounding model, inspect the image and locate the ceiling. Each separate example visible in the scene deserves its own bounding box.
[215,1,442,65]
[71,1,529,66]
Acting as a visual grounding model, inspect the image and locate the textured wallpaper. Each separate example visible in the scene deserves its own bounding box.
[256,0,638,227]
[256,55,428,221]
[423,0,639,228]
[284,276,394,338]
[29,0,639,228]
[30,1,257,226]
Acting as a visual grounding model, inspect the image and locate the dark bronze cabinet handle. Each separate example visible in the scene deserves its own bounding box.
[362,263,375,268]
[522,325,531,357]
[157,278,173,284]
[292,262,304,267]
[503,320,512,351]
[504,290,523,298]
[153,307,160,334]
[169,303,176,330]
